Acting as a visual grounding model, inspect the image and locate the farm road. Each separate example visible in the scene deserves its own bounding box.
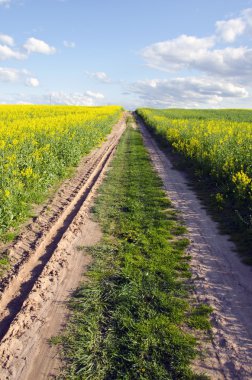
[138,117,252,380]
[1,111,252,380]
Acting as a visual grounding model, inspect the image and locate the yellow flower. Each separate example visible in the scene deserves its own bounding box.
[232,171,251,191]
[4,189,10,198]
[21,167,33,178]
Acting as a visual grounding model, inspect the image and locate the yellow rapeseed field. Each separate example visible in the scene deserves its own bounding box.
[137,108,252,228]
[0,105,123,240]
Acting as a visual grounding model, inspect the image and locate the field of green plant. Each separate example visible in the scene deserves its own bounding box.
[0,105,122,241]
[136,108,252,260]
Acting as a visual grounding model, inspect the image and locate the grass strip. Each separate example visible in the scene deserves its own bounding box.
[58,120,210,379]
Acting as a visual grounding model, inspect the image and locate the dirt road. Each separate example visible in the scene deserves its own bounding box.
[138,118,252,380]
[1,112,252,380]
[0,113,127,379]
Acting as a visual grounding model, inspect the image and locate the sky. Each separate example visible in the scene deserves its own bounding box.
[1,0,252,108]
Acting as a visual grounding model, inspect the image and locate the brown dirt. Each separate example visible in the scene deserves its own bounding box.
[0,113,127,379]
[138,118,252,380]
[25,218,102,380]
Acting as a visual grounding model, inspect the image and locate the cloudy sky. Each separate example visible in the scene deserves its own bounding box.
[1,0,252,108]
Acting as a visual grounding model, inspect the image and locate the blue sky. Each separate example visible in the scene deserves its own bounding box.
[1,0,252,108]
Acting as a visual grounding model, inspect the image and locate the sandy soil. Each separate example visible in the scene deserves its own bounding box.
[138,118,252,380]
[25,218,102,380]
[0,113,127,379]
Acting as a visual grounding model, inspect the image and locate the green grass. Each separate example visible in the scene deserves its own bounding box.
[0,254,10,277]
[57,122,210,379]
[189,305,213,331]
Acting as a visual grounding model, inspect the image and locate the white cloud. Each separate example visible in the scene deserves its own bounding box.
[0,0,11,7]
[129,77,248,108]
[192,46,252,81]
[138,8,252,109]
[215,18,246,43]
[0,91,106,105]
[26,77,39,87]
[63,40,76,48]
[141,34,252,84]
[15,101,34,105]
[215,8,252,43]
[242,8,252,30]
[0,35,57,61]
[0,34,14,46]
[0,44,26,60]
[141,8,252,86]
[142,35,215,72]
[0,67,39,87]
[86,90,104,99]
[88,71,111,83]
[47,91,105,105]
[24,37,56,55]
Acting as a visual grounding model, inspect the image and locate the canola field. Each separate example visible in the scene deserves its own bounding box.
[0,105,122,240]
[137,108,252,248]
